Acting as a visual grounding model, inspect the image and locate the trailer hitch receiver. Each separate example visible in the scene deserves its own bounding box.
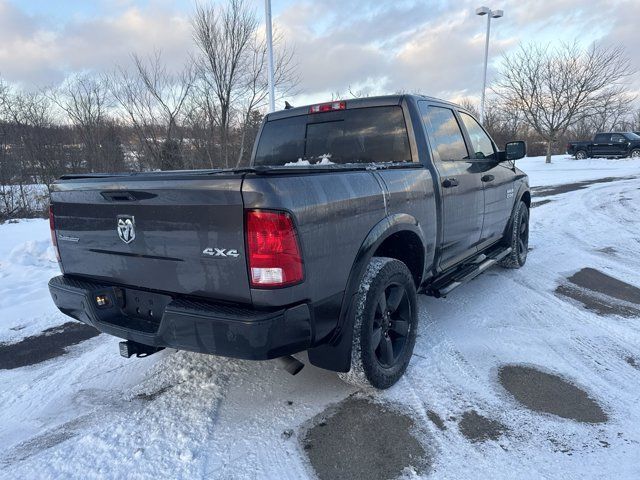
[119,340,164,358]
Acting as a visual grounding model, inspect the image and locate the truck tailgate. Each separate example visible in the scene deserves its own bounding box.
[51,176,251,304]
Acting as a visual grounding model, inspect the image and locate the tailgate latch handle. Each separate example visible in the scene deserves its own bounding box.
[101,191,137,202]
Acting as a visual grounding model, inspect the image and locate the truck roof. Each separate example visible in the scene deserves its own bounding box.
[266,94,465,121]
[595,132,636,136]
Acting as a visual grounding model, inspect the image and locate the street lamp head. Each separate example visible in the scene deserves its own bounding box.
[475,6,490,15]
[491,9,504,18]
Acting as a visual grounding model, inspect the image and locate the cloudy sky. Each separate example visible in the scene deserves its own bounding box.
[0,0,638,105]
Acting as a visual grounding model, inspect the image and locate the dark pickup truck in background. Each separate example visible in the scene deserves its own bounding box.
[567,132,640,159]
[48,95,529,389]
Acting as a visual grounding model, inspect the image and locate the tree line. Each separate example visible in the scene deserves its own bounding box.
[0,0,296,219]
[471,42,638,163]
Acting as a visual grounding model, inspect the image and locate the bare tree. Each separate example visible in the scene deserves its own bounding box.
[583,90,636,133]
[458,98,479,118]
[192,0,256,168]
[629,109,640,132]
[234,30,297,167]
[494,42,635,163]
[49,74,123,172]
[109,51,194,170]
[456,97,528,150]
[0,79,9,115]
[191,0,297,168]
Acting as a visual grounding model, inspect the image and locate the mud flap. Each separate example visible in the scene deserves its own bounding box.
[307,293,357,373]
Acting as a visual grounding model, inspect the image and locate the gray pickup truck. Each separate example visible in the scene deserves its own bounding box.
[48,95,529,389]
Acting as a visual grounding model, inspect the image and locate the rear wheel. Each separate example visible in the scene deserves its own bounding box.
[575,150,588,160]
[338,257,418,389]
[499,201,529,269]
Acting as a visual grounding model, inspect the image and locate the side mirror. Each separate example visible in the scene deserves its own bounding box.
[505,141,526,161]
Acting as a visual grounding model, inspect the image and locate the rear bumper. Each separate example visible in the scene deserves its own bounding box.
[48,275,312,360]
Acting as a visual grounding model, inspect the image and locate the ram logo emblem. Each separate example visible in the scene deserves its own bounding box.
[117,215,136,244]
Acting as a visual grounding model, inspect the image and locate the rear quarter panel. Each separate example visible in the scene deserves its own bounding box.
[242,171,386,308]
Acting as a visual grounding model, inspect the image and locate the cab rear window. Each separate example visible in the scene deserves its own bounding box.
[253,106,412,166]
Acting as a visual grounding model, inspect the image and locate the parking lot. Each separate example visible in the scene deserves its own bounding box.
[1,155,639,480]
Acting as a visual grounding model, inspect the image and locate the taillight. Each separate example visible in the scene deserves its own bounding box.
[309,101,346,113]
[246,210,303,288]
[49,205,61,262]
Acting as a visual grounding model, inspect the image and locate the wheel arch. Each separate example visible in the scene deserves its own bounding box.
[307,214,426,372]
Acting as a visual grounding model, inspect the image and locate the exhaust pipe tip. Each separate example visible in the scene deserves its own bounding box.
[276,355,305,376]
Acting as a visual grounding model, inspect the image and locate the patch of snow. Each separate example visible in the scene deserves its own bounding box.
[0,219,63,343]
[317,153,334,165]
[284,153,334,166]
[520,154,640,187]
[8,239,57,267]
[284,158,311,166]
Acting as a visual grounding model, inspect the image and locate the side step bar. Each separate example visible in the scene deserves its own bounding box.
[426,247,512,298]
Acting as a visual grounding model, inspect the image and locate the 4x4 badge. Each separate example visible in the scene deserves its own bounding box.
[202,247,239,258]
[117,215,136,244]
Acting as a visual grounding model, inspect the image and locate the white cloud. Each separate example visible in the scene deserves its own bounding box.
[0,0,637,105]
[0,0,192,87]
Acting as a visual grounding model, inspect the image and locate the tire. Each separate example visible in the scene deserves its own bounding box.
[631,149,640,159]
[499,201,529,269]
[575,150,588,160]
[338,257,418,390]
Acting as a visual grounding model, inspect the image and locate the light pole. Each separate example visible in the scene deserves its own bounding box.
[264,0,275,113]
[475,6,503,124]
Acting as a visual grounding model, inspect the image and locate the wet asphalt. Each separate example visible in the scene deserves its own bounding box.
[531,176,638,198]
[302,397,430,480]
[498,365,608,424]
[0,322,99,370]
[458,410,507,443]
[556,267,640,318]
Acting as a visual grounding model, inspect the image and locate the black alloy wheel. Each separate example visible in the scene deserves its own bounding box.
[338,257,418,389]
[371,282,411,368]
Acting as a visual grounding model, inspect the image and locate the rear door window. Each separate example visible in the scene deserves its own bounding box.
[253,106,412,166]
[420,104,469,161]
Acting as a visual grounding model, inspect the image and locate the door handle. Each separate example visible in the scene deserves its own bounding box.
[481,174,495,182]
[442,178,459,188]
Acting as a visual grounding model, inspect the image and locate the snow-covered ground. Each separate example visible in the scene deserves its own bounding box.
[518,154,640,187]
[1,155,640,479]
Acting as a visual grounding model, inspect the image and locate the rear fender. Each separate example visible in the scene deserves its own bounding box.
[307,214,425,372]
